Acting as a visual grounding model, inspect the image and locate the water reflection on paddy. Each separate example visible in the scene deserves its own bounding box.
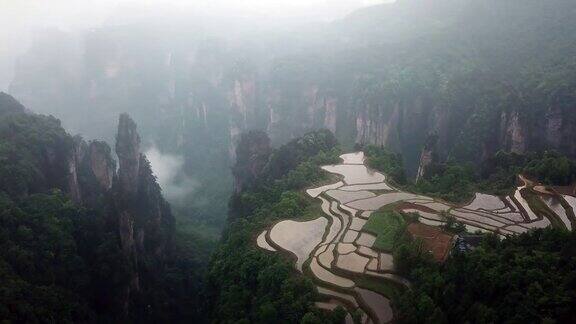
[340,152,365,164]
[358,246,378,258]
[326,189,376,204]
[450,209,506,228]
[319,197,342,244]
[321,164,385,185]
[355,287,393,324]
[310,257,355,288]
[356,233,376,247]
[342,230,359,243]
[256,230,276,251]
[350,217,367,231]
[318,244,335,268]
[307,181,344,198]
[269,217,327,270]
[523,217,551,229]
[339,182,392,192]
[514,189,538,220]
[562,195,576,214]
[317,286,359,307]
[379,253,394,271]
[336,252,370,273]
[542,196,572,230]
[347,192,421,210]
[337,243,357,254]
[464,193,506,211]
[367,258,379,271]
[503,225,529,234]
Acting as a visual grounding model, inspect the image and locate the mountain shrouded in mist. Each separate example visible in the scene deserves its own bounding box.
[7,0,576,235]
[2,0,576,323]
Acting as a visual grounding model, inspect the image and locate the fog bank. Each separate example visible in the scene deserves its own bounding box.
[0,0,390,91]
[145,146,197,201]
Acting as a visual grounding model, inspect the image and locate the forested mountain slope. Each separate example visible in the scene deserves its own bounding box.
[0,93,201,322]
[207,130,343,323]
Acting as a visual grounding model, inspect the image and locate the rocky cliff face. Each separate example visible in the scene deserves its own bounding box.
[502,110,526,154]
[0,93,175,317]
[232,130,272,193]
[67,137,84,204]
[62,137,117,206]
[112,113,175,314]
[11,30,576,182]
[9,0,576,184]
[86,140,115,190]
[116,114,141,197]
[416,135,438,182]
[545,104,576,157]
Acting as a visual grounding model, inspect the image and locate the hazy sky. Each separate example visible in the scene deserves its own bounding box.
[0,0,390,90]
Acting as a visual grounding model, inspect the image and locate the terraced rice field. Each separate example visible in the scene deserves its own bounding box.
[355,288,393,324]
[347,192,422,210]
[464,193,506,211]
[255,152,567,323]
[541,196,572,230]
[340,182,392,192]
[269,217,327,270]
[256,230,276,251]
[326,189,376,204]
[321,164,385,185]
[514,177,539,220]
[342,230,359,243]
[336,252,370,273]
[307,181,344,198]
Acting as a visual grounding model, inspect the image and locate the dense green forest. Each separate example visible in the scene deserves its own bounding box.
[0,94,205,322]
[0,192,98,322]
[365,146,576,203]
[393,228,576,323]
[364,143,576,322]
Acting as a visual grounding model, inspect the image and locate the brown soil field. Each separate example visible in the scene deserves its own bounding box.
[407,223,455,262]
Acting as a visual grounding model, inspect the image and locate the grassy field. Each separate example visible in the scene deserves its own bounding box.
[355,276,406,298]
[299,195,327,221]
[362,210,406,251]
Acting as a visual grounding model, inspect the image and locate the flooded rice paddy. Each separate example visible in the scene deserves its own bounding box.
[269,217,327,270]
[256,151,571,323]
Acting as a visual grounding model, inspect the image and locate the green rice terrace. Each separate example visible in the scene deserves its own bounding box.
[255,152,576,324]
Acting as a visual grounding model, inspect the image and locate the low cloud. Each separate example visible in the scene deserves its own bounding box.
[145,145,197,200]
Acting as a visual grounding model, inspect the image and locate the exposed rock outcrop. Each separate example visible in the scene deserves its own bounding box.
[116,113,141,197]
[502,110,526,154]
[67,137,85,204]
[232,130,272,193]
[9,0,576,182]
[416,135,438,182]
[86,140,115,190]
[112,113,175,315]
